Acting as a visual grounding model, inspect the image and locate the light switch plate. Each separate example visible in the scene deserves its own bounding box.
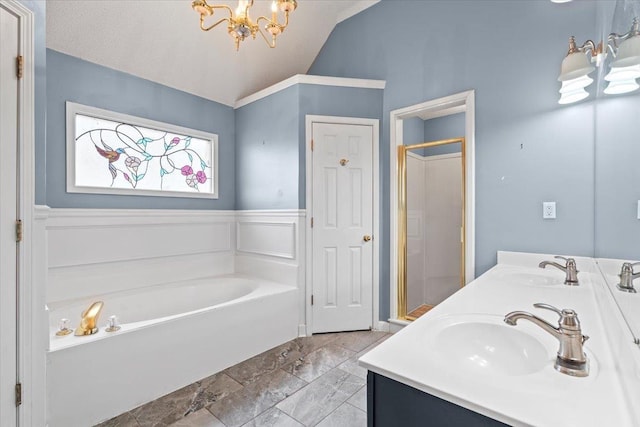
[637,200,640,219]
[543,202,556,219]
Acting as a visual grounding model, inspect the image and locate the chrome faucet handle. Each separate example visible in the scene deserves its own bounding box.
[539,256,579,285]
[505,303,590,376]
[533,303,563,317]
[617,262,640,293]
[533,303,587,341]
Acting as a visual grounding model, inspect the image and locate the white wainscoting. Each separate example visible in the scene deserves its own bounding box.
[36,207,308,333]
[39,207,236,304]
[235,210,307,333]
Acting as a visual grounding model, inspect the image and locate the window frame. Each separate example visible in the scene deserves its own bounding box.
[66,101,219,199]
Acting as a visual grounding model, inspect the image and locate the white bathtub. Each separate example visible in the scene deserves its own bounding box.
[46,276,298,427]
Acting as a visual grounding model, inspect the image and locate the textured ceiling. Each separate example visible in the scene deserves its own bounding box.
[46,0,379,107]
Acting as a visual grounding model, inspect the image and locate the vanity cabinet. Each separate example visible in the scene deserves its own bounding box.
[367,372,507,427]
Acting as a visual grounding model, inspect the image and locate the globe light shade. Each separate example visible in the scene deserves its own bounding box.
[559,75,593,93]
[558,51,596,82]
[605,64,640,82]
[558,88,590,105]
[603,79,640,95]
[611,35,640,68]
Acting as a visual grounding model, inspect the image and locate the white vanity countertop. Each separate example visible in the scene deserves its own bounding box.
[360,252,637,426]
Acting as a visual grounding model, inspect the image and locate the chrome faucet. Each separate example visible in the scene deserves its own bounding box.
[504,303,589,377]
[617,262,640,293]
[74,301,104,336]
[539,256,579,286]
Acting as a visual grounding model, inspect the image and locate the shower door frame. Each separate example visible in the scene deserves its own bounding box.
[397,138,465,321]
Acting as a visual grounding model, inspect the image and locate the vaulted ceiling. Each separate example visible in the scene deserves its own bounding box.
[46,0,379,107]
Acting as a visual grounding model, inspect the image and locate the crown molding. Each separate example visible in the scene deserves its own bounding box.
[234,74,386,109]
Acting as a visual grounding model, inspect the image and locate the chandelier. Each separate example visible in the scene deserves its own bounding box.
[192,0,297,51]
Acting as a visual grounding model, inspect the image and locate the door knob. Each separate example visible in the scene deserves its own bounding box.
[363,235,372,242]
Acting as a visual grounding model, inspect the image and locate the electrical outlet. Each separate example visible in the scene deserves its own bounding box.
[543,202,556,219]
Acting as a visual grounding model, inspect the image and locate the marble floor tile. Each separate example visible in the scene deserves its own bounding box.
[292,332,341,355]
[315,403,367,427]
[346,386,367,412]
[95,411,140,427]
[208,369,307,427]
[241,407,303,427]
[283,343,355,383]
[332,331,390,353]
[276,368,365,426]
[356,333,392,358]
[224,341,304,385]
[132,373,242,427]
[168,409,225,427]
[336,356,367,380]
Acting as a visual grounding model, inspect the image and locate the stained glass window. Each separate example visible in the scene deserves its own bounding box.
[67,102,218,198]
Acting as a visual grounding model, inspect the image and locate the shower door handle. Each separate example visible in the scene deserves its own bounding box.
[363,235,372,242]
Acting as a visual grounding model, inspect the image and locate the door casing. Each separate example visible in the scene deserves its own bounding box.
[305,115,380,336]
[0,2,38,426]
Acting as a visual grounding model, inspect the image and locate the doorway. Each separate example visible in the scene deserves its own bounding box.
[389,91,475,325]
[305,116,379,334]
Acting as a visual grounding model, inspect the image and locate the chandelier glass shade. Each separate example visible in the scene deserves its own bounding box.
[192,0,297,51]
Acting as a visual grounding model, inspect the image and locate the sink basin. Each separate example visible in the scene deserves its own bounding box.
[428,315,551,377]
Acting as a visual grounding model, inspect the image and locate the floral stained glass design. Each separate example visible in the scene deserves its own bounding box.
[72,111,216,197]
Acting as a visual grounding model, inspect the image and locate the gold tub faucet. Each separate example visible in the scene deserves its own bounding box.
[74,301,104,336]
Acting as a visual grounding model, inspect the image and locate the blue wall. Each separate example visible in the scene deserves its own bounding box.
[46,49,235,209]
[309,0,598,319]
[235,85,300,210]
[235,83,383,210]
[298,84,383,207]
[423,113,465,156]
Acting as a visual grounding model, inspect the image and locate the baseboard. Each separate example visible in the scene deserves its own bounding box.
[298,324,307,337]
[375,321,391,333]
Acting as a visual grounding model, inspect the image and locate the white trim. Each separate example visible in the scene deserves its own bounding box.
[43,207,235,221]
[234,74,386,109]
[305,115,380,334]
[375,321,391,333]
[336,0,380,24]
[0,2,39,425]
[235,209,306,218]
[389,90,476,321]
[65,101,219,199]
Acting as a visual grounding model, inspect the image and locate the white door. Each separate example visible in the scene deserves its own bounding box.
[0,5,20,426]
[311,122,374,333]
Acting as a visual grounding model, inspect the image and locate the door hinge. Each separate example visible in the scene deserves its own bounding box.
[311,139,314,152]
[311,217,314,228]
[311,295,314,305]
[16,56,23,79]
[16,220,23,242]
[15,383,22,406]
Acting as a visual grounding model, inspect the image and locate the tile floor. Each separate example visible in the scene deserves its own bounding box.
[97,330,390,427]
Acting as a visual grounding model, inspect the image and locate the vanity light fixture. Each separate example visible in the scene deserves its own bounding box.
[192,0,297,51]
[558,17,640,104]
[558,37,596,105]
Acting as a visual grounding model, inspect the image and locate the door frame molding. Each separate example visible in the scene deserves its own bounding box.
[305,115,380,335]
[0,1,38,426]
[389,90,475,324]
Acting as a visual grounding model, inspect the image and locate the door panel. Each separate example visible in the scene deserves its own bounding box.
[0,5,20,426]
[312,122,373,333]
